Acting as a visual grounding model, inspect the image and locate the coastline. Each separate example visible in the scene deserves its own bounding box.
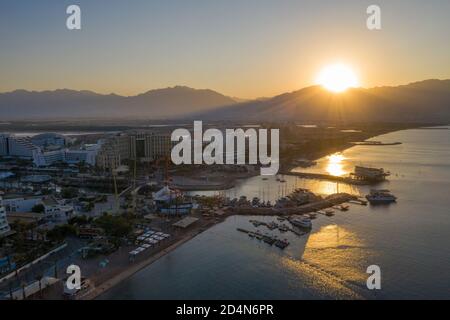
[81,125,422,300]
[82,226,209,300]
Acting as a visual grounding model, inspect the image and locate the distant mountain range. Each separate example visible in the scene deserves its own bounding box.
[1,80,450,123]
[198,79,450,123]
[0,86,237,120]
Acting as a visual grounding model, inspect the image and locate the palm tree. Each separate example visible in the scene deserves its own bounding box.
[35,274,44,298]
[21,281,27,300]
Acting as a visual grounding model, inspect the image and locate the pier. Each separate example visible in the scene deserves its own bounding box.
[281,171,374,185]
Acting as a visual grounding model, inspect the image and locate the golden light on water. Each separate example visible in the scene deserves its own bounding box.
[326,153,347,176]
[278,224,370,299]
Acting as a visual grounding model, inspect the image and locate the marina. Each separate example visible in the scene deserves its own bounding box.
[98,127,450,300]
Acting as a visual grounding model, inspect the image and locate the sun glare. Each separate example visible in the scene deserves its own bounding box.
[316,64,359,93]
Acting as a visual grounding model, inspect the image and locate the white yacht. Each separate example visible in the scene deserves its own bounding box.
[290,216,312,229]
[366,189,397,204]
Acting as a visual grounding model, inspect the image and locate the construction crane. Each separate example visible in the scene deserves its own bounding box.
[111,168,119,215]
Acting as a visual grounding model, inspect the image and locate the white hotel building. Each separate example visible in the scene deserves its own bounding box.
[0,133,102,167]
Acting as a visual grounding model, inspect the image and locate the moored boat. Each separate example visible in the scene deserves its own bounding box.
[366,189,397,204]
[290,216,312,229]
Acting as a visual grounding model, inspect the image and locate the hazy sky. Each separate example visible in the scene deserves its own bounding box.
[1,0,449,98]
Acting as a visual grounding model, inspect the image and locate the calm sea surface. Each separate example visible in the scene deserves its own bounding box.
[101,127,450,299]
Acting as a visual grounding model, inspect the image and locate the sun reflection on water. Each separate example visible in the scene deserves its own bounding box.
[279,224,372,299]
[326,153,348,176]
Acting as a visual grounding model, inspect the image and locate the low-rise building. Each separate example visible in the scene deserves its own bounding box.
[2,195,43,213]
[42,196,76,224]
[42,197,75,223]
[33,143,102,167]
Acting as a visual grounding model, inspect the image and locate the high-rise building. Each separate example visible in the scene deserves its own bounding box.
[1,135,39,159]
[129,131,173,162]
[0,197,11,237]
[0,134,9,156]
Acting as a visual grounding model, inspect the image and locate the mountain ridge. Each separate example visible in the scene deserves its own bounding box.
[196,79,450,123]
[1,79,450,122]
[0,86,237,120]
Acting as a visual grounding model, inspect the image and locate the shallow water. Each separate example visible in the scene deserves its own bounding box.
[101,127,450,299]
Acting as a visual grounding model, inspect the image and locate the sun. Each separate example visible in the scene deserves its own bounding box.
[316,64,359,93]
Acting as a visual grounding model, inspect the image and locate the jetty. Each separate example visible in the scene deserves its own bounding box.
[230,193,357,216]
[283,171,371,185]
[248,220,308,236]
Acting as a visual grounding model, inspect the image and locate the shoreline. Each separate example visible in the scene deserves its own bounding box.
[82,226,209,300]
[81,126,419,300]
[83,191,356,299]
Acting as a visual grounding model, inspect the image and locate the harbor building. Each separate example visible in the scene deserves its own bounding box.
[153,186,193,215]
[351,166,390,182]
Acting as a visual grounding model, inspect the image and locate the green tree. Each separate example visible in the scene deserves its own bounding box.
[31,204,45,213]
[94,214,132,238]
[61,187,78,199]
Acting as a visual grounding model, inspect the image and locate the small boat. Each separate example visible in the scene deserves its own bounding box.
[248,233,255,238]
[290,216,312,229]
[267,222,278,230]
[366,189,397,204]
[262,177,269,181]
[263,236,276,245]
[325,209,335,216]
[275,239,290,249]
[333,204,349,211]
[276,216,286,222]
[278,224,289,232]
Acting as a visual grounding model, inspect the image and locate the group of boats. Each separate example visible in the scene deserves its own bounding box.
[238,228,290,249]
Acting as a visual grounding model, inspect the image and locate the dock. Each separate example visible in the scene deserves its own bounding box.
[248,220,307,236]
